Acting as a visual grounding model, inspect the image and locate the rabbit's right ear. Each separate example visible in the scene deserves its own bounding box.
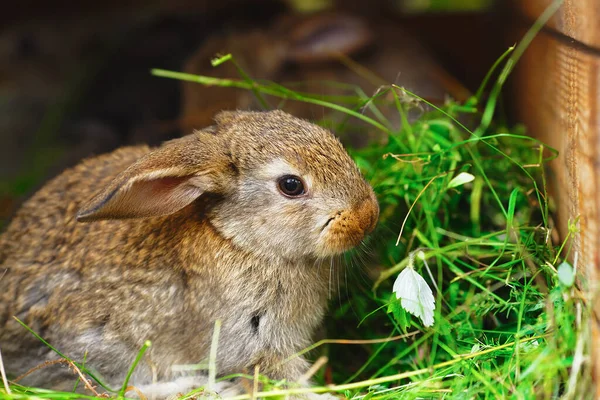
[77,132,230,222]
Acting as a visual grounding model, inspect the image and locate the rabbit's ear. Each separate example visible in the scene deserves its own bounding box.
[285,14,373,63]
[77,133,227,222]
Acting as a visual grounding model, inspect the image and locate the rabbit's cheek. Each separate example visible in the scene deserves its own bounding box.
[209,197,317,260]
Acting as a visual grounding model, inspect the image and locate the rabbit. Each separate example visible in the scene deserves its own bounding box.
[179,12,468,143]
[0,110,379,399]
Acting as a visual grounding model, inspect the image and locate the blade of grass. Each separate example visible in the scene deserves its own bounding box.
[0,346,10,395]
[151,69,389,132]
[208,319,222,391]
[476,0,564,135]
[118,340,151,398]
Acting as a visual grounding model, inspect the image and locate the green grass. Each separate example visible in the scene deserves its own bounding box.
[2,1,590,399]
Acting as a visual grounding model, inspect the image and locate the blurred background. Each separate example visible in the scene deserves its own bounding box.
[0,0,511,224]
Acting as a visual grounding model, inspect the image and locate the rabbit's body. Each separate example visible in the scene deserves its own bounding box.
[0,111,378,398]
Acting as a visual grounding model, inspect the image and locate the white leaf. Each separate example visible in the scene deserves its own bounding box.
[392,266,436,327]
[557,261,575,287]
[447,172,475,189]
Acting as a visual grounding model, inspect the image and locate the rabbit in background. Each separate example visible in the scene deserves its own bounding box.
[180,11,468,143]
[0,110,379,399]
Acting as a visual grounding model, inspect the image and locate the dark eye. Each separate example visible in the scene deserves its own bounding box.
[277,175,306,197]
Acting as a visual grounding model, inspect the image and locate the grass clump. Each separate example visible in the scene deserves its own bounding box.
[318,87,587,398]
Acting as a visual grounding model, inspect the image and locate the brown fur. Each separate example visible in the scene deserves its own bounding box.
[0,110,378,398]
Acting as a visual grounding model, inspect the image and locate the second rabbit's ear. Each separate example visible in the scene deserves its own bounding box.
[285,13,373,63]
[77,132,230,222]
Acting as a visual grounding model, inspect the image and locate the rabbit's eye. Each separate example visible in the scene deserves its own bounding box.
[277,175,306,197]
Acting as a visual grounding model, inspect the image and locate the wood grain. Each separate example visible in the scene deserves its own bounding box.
[510,3,600,394]
[519,0,600,49]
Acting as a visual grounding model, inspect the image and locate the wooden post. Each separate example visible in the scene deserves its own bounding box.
[510,0,600,394]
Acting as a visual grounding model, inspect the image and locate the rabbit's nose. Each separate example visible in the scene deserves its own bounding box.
[357,193,379,235]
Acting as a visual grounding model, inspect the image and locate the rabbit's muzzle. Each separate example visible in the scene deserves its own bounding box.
[319,194,379,255]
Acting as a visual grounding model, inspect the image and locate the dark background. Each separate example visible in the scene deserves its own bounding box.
[0,0,510,224]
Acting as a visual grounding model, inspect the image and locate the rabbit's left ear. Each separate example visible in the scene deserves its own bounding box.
[77,132,229,222]
[284,13,373,63]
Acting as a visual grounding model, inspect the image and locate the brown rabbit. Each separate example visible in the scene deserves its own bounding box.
[0,110,379,398]
[180,12,467,138]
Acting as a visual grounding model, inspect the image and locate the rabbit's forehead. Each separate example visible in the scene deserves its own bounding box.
[258,158,304,178]
[226,111,365,189]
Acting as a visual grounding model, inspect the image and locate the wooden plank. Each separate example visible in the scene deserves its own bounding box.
[510,21,600,394]
[518,0,600,49]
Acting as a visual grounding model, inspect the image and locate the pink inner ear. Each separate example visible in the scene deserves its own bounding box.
[78,174,205,221]
[147,176,192,196]
[114,175,204,218]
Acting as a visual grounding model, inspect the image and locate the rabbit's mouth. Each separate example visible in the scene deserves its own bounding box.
[320,213,340,231]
